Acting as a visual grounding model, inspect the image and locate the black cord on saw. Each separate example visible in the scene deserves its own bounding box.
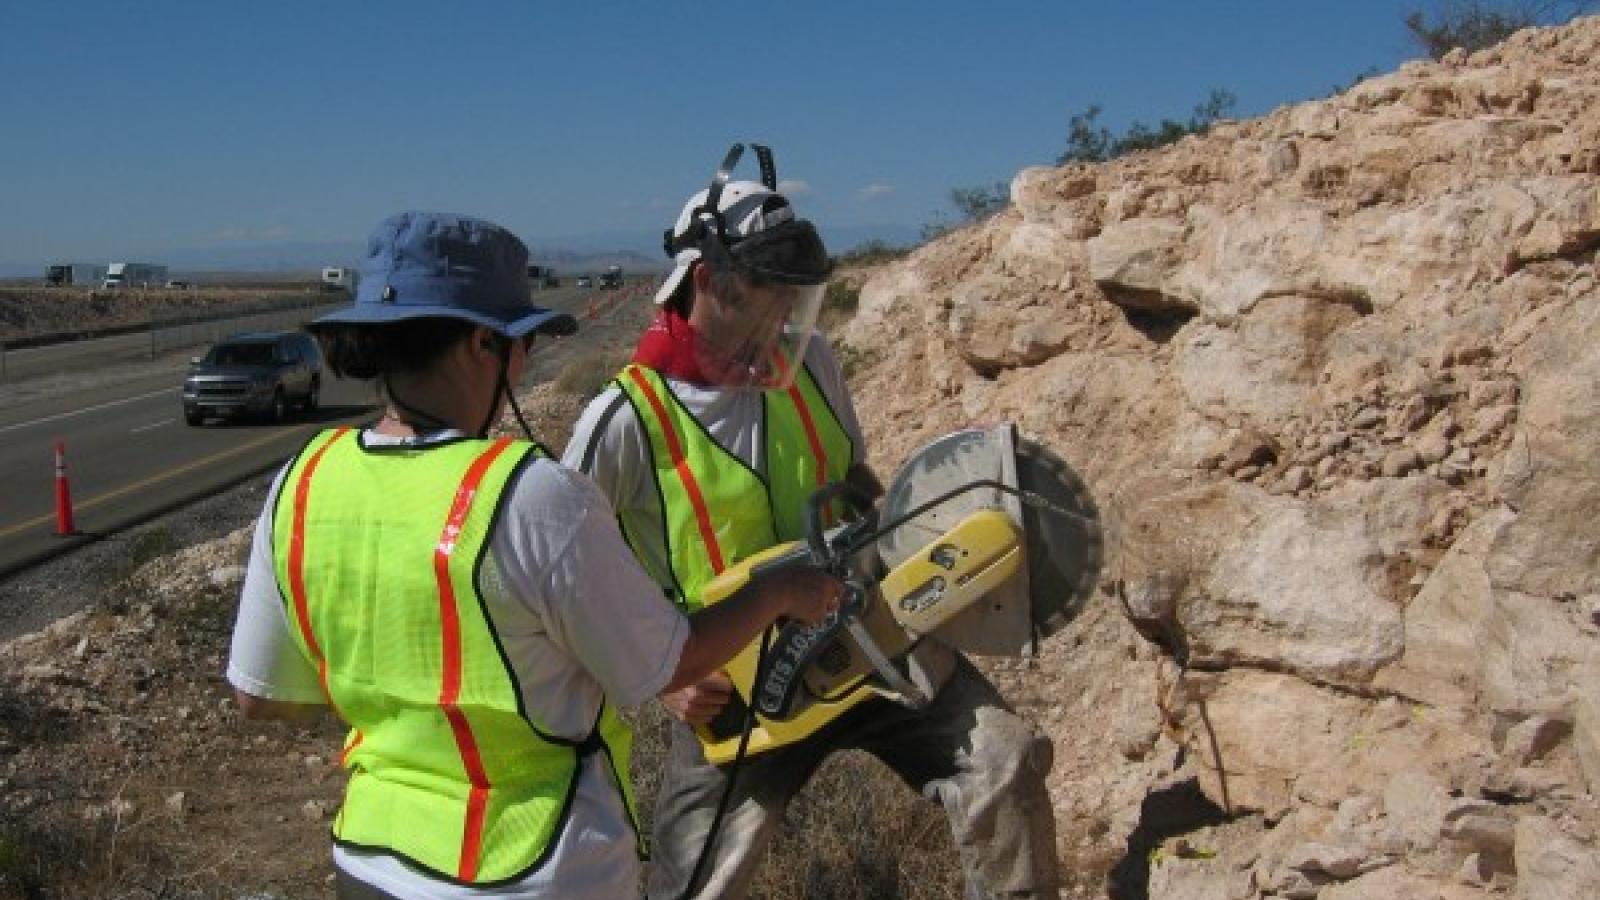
[866,478,1093,551]
[671,628,773,900]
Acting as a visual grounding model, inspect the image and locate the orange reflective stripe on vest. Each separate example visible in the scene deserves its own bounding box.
[285,426,350,703]
[433,436,514,880]
[626,365,728,575]
[784,379,835,528]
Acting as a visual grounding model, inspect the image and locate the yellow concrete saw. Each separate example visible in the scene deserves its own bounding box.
[694,424,1103,763]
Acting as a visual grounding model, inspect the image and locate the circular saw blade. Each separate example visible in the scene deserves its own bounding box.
[878,427,1103,645]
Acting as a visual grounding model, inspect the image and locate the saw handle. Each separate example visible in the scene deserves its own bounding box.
[805,481,878,568]
[703,693,751,742]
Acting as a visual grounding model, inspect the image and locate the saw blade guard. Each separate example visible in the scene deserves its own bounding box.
[876,425,1103,655]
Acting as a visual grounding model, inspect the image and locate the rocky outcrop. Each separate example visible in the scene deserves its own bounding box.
[843,18,1599,899]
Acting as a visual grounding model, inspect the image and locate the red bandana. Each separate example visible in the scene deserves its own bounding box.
[631,307,713,385]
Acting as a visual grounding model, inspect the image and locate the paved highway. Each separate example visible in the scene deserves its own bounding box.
[0,346,377,576]
[0,282,629,576]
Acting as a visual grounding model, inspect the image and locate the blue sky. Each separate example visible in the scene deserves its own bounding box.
[1,1,1435,271]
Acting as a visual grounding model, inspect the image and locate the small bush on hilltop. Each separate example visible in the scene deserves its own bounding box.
[834,240,911,268]
[922,181,1010,241]
[1404,1,1597,58]
[1058,89,1236,165]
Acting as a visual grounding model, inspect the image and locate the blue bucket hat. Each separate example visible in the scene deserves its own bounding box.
[316,211,577,338]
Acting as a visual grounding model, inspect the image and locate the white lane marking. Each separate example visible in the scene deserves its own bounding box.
[131,420,172,434]
[0,388,175,435]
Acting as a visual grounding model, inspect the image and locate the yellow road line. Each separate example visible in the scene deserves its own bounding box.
[0,425,314,540]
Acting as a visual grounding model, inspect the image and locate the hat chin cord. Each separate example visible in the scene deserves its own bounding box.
[380,343,536,442]
[382,374,459,435]
[482,339,539,443]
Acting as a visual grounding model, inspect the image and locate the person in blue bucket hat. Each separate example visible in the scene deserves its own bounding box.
[225,211,845,899]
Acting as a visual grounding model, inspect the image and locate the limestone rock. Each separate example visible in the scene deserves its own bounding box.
[1384,769,1453,853]
[1086,219,1193,311]
[1500,714,1573,765]
[1285,841,1365,879]
[1576,692,1600,797]
[1514,816,1600,900]
[1200,494,1405,681]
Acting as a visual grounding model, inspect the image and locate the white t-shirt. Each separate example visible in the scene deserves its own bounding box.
[227,429,686,900]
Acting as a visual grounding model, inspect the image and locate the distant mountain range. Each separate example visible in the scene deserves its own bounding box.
[0,224,921,279]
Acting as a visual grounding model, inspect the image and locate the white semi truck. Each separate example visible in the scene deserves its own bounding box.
[102,262,168,289]
[45,263,108,286]
[321,267,359,291]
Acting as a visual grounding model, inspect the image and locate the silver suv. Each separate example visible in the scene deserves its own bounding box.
[182,331,323,425]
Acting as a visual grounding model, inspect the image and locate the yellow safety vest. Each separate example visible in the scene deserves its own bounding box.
[271,428,639,885]
[613,363,854,608]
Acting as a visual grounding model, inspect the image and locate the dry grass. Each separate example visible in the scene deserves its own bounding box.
[755,753,965,900]
[626,704,966,900]
[0,287,329,342]
[551,348,633,399]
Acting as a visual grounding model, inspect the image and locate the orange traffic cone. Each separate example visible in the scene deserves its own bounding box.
[54,440,76,536]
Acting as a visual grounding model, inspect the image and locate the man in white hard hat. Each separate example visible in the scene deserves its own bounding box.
[564,145,1060,899]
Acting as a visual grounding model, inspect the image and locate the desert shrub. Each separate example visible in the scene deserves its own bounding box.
[836,344,881,381]
[834,241,910,268]
[825,282,860,317]
[96,529,182,606]
[923,182,1011,241]
[552,349,631,398]
[1404,1,1597,58]
[1059,90,1236,165]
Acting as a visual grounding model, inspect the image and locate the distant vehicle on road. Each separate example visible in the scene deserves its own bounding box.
[527,265,559,289]
[575,274,594,288]
[321,267,359,291]
[599,265,623,289]
[102,262,168,290]
[45,263,107,286]
[164,280,193,290]
[182,331,324,425]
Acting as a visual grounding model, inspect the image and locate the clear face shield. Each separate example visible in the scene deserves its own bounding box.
[693,216,831,390]
[694,271,826,390]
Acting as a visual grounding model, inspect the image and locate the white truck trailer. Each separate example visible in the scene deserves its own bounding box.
[45,263,108,286]
[102,262,168,289]
[321,267,359,291]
